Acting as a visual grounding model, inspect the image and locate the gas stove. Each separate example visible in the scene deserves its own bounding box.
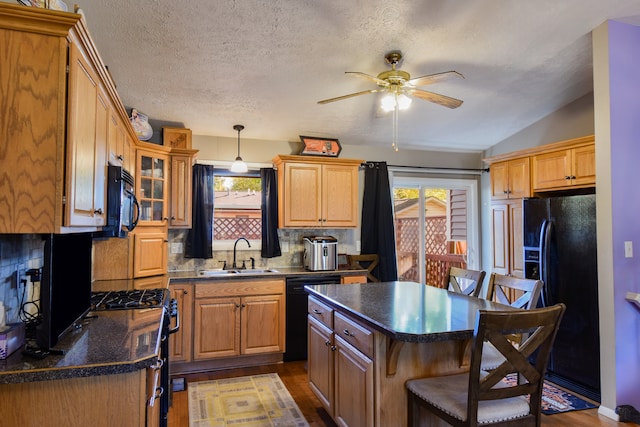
[90,288,167,311]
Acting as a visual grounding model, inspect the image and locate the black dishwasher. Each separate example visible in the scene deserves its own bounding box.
[284,274,342,361]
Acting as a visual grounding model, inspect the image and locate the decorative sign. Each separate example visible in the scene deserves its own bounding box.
[299,136,342,157]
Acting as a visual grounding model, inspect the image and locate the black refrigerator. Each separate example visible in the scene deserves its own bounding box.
[523,193,600,402]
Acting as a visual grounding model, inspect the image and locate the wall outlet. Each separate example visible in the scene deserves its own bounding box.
[281,241,289,253]
[170,242,183,254]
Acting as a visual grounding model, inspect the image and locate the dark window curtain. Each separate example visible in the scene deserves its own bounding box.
[261,168,281,258]
[185,164,215,258]
[361,161,398,281]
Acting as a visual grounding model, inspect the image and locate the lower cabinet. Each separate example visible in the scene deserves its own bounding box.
[168,282,193,363]
[170,279,285,368]
[308,297,374,427]
[0,368,159,427]
[341,274,368,284]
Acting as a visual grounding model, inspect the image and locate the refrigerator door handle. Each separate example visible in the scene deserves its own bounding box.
[539,219,553,307]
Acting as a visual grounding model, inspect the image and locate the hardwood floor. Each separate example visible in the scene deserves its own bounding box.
[167,361,624,427]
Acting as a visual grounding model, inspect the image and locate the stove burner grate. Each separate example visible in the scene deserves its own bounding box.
[91,289,167,311]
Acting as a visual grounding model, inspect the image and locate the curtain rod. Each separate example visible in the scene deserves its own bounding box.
[360,162,489,176]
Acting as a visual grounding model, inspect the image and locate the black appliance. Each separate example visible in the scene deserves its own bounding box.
[284,275,342,361]
[523,193,600,401]
[91,289,179,427]
[36,233,93,350]
[102,165,139,238]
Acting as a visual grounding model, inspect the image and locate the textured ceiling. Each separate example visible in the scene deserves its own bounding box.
[76,0,640,152]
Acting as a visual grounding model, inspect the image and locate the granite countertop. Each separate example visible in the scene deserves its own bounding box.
[0,308,163,384]
[168,266,367,281]
[305,281,513,343]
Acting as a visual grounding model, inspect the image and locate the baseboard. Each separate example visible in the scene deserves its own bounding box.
[598,405,620,421]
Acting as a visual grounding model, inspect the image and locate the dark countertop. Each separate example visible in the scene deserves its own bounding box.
[305,281,513,343]
[0,305,163,384]
[168,266,367,281]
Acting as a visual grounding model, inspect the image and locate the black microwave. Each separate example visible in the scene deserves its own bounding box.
[101,165,140,238]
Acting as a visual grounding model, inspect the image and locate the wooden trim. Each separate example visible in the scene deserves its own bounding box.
[483,134,594,164]
[0,3,79,36]
[273,154,363,167]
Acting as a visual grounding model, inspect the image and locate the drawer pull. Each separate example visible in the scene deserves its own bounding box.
[325,340,332,347]
[343,329,355,337]
[313,309,323,314]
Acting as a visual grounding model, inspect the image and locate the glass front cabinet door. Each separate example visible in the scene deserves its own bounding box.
[137,149,169,224]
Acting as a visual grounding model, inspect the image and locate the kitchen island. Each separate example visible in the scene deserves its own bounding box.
[305,281,512,427]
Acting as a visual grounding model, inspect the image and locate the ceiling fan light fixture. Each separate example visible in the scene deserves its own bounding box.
[230,124,248,173]
[380,92,412,112]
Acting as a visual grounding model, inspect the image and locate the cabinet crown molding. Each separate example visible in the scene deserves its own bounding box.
[483,134,594,165]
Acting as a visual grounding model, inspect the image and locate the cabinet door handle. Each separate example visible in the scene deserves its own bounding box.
[183,290,188,295]
[235,303,241,309]
[343,329,355,337]
[503,190,508,194]
[565,176,571,180]
[325,340,332,347]
[117,154,124,161]
[241,303,246,308]
[94,208,103,215]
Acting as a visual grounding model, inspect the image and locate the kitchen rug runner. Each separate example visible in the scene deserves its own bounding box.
[188,373,309,427]
[504,374,597,415]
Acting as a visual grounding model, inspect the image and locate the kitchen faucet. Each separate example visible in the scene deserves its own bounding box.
[232,237,251,269]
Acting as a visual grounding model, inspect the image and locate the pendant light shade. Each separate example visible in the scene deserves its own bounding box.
[230,124,248,173]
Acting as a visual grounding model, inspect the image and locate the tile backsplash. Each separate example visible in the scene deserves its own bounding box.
[167,228,358,272]
[0,235,45,324]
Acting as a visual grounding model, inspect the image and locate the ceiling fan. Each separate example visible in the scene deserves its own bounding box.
[317,50,464,109]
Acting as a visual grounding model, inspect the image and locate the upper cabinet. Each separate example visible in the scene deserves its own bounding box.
[273,155,363,228]
[137,147,170,225]
[485,135,596,197]
[490,157,530,200]
[532,140,595,191]
[169,149,198,229]
[65,40,107,228]
[0,4,138,233]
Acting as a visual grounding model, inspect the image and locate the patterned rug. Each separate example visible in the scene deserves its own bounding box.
[188,373,310,427]
[503,374,597,415]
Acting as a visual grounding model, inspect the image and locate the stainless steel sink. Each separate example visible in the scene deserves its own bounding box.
[198,268,279,276]
[231,268,280,274]
[198,269,231,276]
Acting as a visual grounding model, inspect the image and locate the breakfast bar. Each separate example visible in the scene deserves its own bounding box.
[304,281,512,427]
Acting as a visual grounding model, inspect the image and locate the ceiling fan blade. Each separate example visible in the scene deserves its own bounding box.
[410,88,464,109]
[346,71,389,87]
[317,89,383,104]
[408,71,464,87]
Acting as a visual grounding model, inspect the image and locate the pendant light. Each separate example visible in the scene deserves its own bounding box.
[230,124,248,173]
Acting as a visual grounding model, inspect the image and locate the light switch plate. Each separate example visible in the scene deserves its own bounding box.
[624,241,633,258]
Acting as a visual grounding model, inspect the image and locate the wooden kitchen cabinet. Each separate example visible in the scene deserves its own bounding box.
[169,150,198,228]
[168,283,193,363]
[532,142,595,191]
[132,225,168,278]
[65,40,108,228]
[107,100,134,174]
[307,298,374,427]
[490,157,530,200]
[137,147,170,225]
[0,369,156,427]
[0,4,142,233]
[273,155,363,228]
[192,279,285,361]
[490,200,524,278]
[341,275,368,284]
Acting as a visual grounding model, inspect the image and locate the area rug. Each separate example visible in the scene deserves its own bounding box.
[188,373,310,427]
[503,374,597,415]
